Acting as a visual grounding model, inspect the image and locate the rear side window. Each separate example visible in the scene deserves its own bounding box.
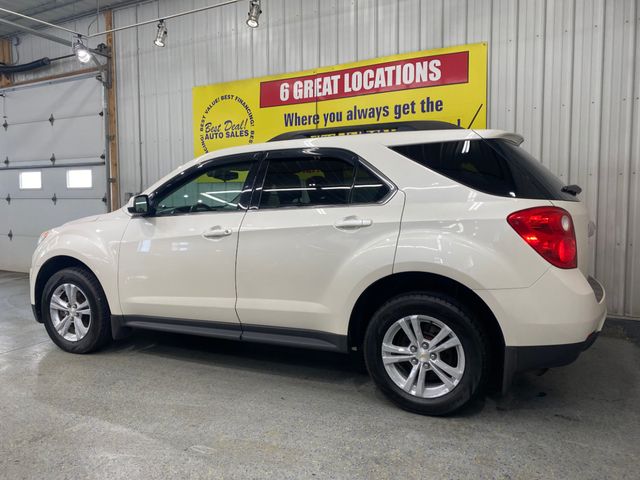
[352,165,390,204]
[260,156,355,208]
[258,151,391,208]
[392,139,577,201]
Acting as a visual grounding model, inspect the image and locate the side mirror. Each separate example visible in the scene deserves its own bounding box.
[128,194,152,216]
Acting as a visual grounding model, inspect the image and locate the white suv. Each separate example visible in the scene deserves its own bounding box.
[30,122,606,415]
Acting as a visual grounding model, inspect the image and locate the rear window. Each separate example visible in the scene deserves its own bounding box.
[392,139,577,201]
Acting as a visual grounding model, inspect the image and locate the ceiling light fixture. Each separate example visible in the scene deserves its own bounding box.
[246,0,261,28]
[72,36,92,64]
[154,20,168,47]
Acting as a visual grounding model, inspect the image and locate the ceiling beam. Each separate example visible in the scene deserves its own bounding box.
[0,17,71,47]
[0,7,80,36]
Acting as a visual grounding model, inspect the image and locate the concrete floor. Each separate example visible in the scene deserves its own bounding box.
[1,270,639,480]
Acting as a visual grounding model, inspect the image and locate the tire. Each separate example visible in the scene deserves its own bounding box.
[41,267,112,354]
[363,293,489,416]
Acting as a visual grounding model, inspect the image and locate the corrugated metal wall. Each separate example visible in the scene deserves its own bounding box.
[11,0,640,318]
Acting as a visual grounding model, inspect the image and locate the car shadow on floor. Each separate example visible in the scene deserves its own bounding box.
[30,325,636,419]
[98,329,555,417]
[107,329,368,382]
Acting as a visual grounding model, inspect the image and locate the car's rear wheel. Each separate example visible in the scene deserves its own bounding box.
[364,293,489,416]
[41,267,112,353]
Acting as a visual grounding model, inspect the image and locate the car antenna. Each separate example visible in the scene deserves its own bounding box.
[467,104,483,129]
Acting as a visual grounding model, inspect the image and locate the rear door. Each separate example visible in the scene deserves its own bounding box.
[235,148,404,339]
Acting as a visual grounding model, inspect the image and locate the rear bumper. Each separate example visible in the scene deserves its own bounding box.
[476,269,607,347]
[502,330,600,392]
[476,270,607,393]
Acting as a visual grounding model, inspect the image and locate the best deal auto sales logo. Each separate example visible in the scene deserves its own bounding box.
[198,94,255,153]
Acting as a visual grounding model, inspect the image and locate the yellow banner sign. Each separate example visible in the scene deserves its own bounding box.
[193,42,487,155]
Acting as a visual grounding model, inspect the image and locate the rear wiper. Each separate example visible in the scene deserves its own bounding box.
[561,184,582,196]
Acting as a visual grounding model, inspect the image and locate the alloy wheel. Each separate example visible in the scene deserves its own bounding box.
[49,283,92,342]
[381,315,465,398]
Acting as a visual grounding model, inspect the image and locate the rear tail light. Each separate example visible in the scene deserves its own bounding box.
[507,207,577,269]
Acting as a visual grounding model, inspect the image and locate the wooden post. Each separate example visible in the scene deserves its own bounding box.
[0,38,13,87]
[104,10,120,210]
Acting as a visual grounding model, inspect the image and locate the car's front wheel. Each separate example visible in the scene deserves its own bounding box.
[364,293,489,416]
[41,267,112,353]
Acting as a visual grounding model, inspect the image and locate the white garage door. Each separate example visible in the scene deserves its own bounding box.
[0,74,108,273]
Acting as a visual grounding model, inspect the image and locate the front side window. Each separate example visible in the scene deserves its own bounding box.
[259,155,356,208]
[154,160,255,216]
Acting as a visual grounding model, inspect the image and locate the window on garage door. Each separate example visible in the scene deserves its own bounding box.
[66,169,93,189]
[19,171,42,190]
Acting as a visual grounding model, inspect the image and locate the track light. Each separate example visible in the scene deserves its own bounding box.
[246,0,261,28]
[72,37,92,63]
[154,20,167,47]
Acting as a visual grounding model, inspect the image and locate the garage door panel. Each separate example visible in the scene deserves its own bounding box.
[0,170,21,196]
[38,165,106,199]
[0,116,103,164]
[4,77,103,124]
[0,123,55,163]
[3,236,38,273]
[1,166,105,200]
[50,116,104,160]
[7,199,106,238]
[0,202,8,233]
[0,236,11,271]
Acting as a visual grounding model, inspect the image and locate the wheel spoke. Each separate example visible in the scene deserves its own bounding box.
[409,315,424,344]
[74,317,88,338]
[76,308,91,316]
[431,362,455,390]
[403,364,419,392]
[415,364,427,397]
[431,358,463,381]
[430,336,461,354]
[64,284,78,304]
[399,318,417,346]
[50,294,69,311]
[428,325,452,350]
[383,354,414,365]
[382,343,410,355]
[56,315,72,336]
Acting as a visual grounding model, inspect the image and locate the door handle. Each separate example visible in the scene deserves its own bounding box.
[334,216,373,229]
[203,227,232,239]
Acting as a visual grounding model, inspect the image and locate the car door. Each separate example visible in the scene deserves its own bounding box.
[235,148,405,343]
[118,154,260,331]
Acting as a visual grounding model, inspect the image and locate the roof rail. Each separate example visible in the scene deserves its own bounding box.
[268,121,461,142]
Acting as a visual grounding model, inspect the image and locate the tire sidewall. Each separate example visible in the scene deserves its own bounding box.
[364,294,485,416]
[41,268,108,354]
